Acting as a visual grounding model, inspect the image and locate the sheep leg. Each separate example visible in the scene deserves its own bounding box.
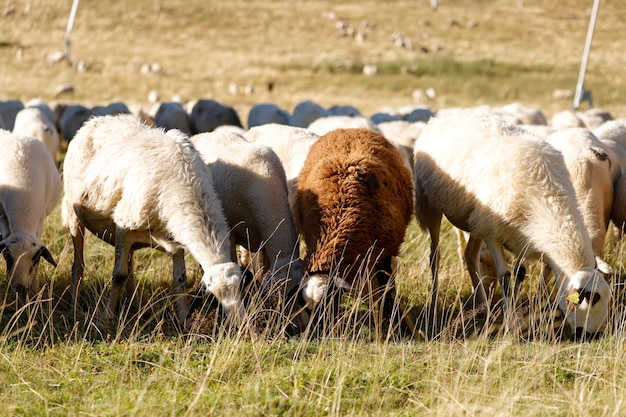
[70,221,86,311]
[484,240,519,334]
[108,227,134,320]
[464,235,489,308]
[427,214,443,310]
[171,248,189,324]
[424,213,443,334]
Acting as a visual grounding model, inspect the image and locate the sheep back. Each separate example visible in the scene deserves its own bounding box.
[295,127,413,284]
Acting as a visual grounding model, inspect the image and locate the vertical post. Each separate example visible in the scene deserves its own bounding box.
[64,0,81,64]
[573,0,600,110]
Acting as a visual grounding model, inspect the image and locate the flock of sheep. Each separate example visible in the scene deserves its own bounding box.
[1,96,625,340]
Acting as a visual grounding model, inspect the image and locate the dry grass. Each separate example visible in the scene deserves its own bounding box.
[3,0,626,415]
[2,0,626,122]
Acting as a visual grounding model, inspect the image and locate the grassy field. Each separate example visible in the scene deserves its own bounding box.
[2,0,626,415]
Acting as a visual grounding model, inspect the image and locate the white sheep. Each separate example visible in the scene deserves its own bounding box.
[244,123,319,211]
[377,119,426,173]
[12,106,60,160]
[0,129,61,297]
[62,114,243,323]
[545,127,620,275]
[496,102,548,125]
[414,109,610,337]
[307,115,379,136]
[593,118,626,173]
[190,130,303,294]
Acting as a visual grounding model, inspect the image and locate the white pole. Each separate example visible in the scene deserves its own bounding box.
[64,0,80,63]
[573,0,600,109]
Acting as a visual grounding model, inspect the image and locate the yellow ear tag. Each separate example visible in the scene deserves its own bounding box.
[567,291,580,305]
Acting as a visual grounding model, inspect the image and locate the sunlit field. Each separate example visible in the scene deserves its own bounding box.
[2,0,626,415]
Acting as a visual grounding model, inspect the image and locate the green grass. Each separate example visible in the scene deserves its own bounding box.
[3,0,626,415]
[0,204,626,415]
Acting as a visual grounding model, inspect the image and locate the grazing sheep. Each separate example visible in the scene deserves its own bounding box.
[24,98,57,128]
[60,104,92,142]
[189,99,242,134]
[401,107,435,123]
[414,110,610,337]
[370,112,400,124]
[593,119,626,173]
[576,108,613,130]
[307,115,379,136]
[151,101,191,134]
[294,128,413,329]
[0,130,61,297]
[12,106,60,160]
[0,100,24,131]
[244,123,319,210]
[377,120,426,172]
[546,128,620,275]
[62,114,243,323]
[190,131,303,294]
[247,103,291,128]
[290,100,330,128]
[496,102,548,125]
[91,102,131,117]
[328,105,362,117]
[611,171,626,233]
[551,110,585,130]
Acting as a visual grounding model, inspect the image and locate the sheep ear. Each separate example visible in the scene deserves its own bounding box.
[35,246,57,267]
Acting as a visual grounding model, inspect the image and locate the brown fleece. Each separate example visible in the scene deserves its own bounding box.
[294,128,413,284]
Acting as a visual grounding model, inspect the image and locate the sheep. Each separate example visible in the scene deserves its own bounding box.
[496,102,548,125]
[576,108,613,130]
[293,128,414,331]
[91,102,131,117]
[62,114,243,324]
[0,100,25,131]
[551,110,585,130]
[377,120,426,173]
[247,103,291,128]
[611,171,626,233]
[188,99,242,134]
[12,106,60,160]
[289,100,331,128]
[151,101,191,134]
[545,128,620,275]
[0,129,61,297]
[593,119,626,173]
[60,104,92,142]
[244,123,319,211]
[190,130,303,295]
[328,105,362,117]
[24,98,57,128]
[413,109,610,337]
[307,115,379,136]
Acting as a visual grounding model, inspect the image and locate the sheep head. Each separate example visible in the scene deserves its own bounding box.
[0,232,56,298]
[558,268,610,339]
[301,272,351,310]
[199,261,245,325]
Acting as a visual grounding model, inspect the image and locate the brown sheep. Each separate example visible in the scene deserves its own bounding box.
[293,128,413,334]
